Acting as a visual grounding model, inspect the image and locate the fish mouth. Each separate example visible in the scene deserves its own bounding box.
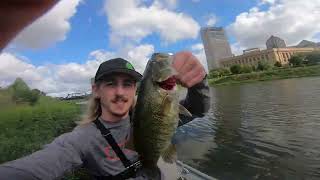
[157,76,176,91]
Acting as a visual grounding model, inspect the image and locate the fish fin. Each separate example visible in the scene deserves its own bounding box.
[162,94,174,115]
[161,143,177,164]
[179,104,192,117]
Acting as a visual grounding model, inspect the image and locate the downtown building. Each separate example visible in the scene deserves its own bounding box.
[200,27,233,70]
[220,36,320,68]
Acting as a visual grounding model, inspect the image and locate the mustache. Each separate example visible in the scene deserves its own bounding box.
[111,95,128,103]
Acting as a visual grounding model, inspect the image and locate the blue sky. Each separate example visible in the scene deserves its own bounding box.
[1,0,319,96]
[9,0,259,65]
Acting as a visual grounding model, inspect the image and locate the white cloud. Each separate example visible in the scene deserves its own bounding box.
[191,43,204,51]
[89,50,117,62]
[259,0,277,5]
[190,43,208,72]
[205,14,217,26]
[11,0,81,49]
[0,53,43,87]
[0,44,154,97]
[0,52,98,97]
[104,0,200,45]
[127,44,155,73]
[89,44,154,74]
[227,0,320,49]
[154,0,178,9]
[230,43,244,56]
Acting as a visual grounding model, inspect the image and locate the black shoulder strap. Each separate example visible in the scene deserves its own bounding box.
[93,118,132,168]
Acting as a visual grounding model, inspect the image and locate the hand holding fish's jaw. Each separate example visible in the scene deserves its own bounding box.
[131,52,185,179]
[172,51,206,88]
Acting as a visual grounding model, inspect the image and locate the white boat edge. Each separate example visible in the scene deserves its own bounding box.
[177,160,217,180]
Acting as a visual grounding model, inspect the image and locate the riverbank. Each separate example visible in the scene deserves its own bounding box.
[0,96,81,163]
[209,65,320,86]
[0,91,88,179]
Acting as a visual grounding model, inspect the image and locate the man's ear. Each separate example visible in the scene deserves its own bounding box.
[92,84,100,98]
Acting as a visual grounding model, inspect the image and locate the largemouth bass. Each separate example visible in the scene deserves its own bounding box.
[130,53,191,179]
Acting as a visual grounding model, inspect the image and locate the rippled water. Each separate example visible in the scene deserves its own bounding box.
[175,77,320,180]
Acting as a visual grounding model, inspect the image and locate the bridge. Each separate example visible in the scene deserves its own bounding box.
[60,92,91,100]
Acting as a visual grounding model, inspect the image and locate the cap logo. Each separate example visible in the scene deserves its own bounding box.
[126,62,134,70]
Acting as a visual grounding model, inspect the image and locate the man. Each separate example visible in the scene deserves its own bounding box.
[0,55,210,180]
[0,1,210,179]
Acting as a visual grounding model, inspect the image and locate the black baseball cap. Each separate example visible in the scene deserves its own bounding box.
[94,58,142,82]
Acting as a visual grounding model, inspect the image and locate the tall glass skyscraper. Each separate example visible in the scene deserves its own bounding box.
[200,27,232,70]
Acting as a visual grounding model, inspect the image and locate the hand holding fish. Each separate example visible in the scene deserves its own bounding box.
[172,51,206,88]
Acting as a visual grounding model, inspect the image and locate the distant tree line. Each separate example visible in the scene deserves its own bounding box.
[209,61,272,78]
[289,52,320,67]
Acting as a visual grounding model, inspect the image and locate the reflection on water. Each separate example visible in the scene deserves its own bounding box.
[176,77,320,180]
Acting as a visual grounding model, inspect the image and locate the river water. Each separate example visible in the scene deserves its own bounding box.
[175,77,320,180]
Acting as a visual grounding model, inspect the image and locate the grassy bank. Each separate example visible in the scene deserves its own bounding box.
[209,65,320,86]
[0,96,82,163]
[0,78,91,179]
[0,93,88,179]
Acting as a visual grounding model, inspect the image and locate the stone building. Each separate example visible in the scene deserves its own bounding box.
[220,47,320,68]
[220,36,320,68]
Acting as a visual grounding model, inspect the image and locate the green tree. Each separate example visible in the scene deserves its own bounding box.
[209,68,231,78]
[230,64,242,74]
[8,78,40,105]
[305,52,320,65]
[209,69,221,78]
[29,89,40,105]
[251,65,257,72]
[257,61,271,71]
[241,65,253,73]
[9,78,30,103]
[274,61,282,67]
[289,55,304,67]
[219,68,231,76]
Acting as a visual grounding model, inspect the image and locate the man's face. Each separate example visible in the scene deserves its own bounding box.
[94,73,137,120]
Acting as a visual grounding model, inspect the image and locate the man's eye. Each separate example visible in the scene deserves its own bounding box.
[105,81,116,86]
[123,81,134,87]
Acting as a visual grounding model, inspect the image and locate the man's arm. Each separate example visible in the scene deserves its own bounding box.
[179,77,210,126]
[0,129,84,180]
[172,51,210,126]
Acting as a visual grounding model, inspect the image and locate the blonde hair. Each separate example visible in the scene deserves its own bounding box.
[77,81,103,125]
[78,96,102,125]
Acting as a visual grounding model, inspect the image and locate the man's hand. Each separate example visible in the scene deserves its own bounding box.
[172,51,206,88]
[0,0,58,50]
